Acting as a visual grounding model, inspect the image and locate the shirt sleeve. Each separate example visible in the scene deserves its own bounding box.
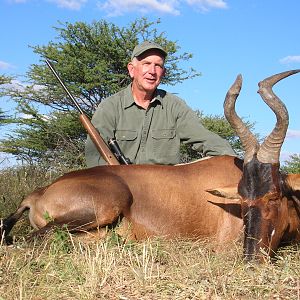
[174,99,236,157]
[85,99,117,167]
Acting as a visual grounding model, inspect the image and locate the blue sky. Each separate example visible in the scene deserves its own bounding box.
[0,0,300,167]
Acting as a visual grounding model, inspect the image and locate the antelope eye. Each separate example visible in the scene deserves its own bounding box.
[267,197,279,205]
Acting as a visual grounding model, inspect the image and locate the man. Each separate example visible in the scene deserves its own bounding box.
[85,41,235,166]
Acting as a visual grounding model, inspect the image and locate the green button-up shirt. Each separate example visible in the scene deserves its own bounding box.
[85,84,235,166]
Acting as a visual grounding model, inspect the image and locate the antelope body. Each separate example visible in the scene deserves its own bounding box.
[2,69,300,261]
[2,156,244,244]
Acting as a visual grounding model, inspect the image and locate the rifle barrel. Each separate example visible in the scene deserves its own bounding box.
[45,59,84,114]
[45,58,120,165]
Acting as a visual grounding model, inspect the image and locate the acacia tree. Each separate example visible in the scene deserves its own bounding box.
[180,111,254,163]
[0,108,5,124]
[4,18,198,114]
[0,75,11,125]
[0,18,247,169]
[0,18,201,168]
[0,76,12,128]
[282,154,300,174]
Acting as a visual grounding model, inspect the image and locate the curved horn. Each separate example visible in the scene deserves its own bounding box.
[224,74,259,164]
[257,69,300,164]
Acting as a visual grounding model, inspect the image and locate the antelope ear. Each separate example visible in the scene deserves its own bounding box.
[206,185,241,200]
[286,174,300,191]
[286,174,300,208]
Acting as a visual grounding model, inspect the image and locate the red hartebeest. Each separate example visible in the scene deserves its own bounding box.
[209,69,300,260]
[1,156,244,245]
[1,70,300,261]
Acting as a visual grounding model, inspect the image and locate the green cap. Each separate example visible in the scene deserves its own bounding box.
[131,41,167,60]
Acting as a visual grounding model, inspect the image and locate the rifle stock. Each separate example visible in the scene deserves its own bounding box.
[45,59,120,166]
[79,114,120,165]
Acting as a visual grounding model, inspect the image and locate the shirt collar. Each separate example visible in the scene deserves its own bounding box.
[124,84,164,109]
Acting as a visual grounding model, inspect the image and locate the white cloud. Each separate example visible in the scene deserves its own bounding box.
[185,0,227,12]
[47,0,87,10]
[286,129,300,139]
[9,0,86,9]
[2,79,26,92]
[10,0,228,14]
[19,113,34,119]
[280,151,291,163]
[99,0,228,16]
[19,113,53,121]
[280,151,296,164]
[0,61,13,70]
[2,80,46,93]
[279,55,300,65]
[99,0,180,16]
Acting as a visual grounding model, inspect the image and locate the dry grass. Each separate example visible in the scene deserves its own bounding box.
[0,233,299,300]
[1,166,300,299]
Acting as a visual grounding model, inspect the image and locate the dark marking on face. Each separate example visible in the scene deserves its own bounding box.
[239,156,284,259]
[243,206,262,259]
[238,156,280,200]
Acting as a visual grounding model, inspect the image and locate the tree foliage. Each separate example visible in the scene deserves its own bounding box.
[0,75,12,125]
[282,154,300,174]
[0,102,85,169]
[0,108,5,125]
[179,111,254,163]
[0,18,202,168]
[3,18,199,115]
[0,75,12,85]
[0,17,249,168]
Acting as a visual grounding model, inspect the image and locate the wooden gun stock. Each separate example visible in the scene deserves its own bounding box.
[45,59,120,165]
[79,114,120,165]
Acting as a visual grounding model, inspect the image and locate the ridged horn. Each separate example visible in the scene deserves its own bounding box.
[224,74,259,164]
[257,69,300,164]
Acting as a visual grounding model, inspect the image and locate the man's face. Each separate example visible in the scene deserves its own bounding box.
[128,50,166,94]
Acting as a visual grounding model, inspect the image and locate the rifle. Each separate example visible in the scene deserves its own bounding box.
[45,59,123,165]
[108,138,132,165]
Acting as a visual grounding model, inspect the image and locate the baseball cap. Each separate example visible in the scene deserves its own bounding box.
[131,41,167,60]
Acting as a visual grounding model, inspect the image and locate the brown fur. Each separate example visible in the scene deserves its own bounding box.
[2,155,244,245]
[209,163,300,260]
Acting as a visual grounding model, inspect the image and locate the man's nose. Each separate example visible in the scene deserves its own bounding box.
[148,64,156,74]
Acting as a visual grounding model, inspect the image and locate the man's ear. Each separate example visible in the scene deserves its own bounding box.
[127,62,134,79]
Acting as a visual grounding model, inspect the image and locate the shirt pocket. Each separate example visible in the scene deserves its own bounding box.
[115,130,137,141]
[151,128,179,162]
[151,129,176,140]
[114,130,138,161]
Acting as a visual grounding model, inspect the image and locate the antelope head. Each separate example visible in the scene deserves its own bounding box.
[224,69,300,261]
